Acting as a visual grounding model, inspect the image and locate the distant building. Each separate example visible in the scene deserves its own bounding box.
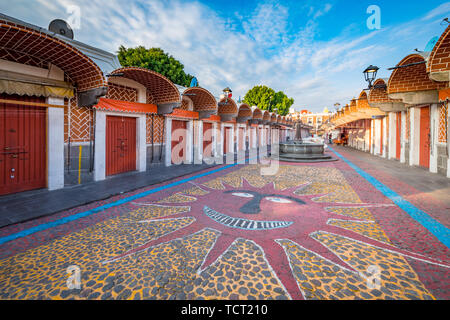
[291,108,332,135]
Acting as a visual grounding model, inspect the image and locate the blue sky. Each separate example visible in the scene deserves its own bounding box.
[1,0,449,112]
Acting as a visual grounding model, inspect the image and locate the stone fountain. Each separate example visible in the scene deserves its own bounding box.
[272,122,338,163]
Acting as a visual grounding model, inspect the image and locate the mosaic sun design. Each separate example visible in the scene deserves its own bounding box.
[0,165,448,300]
[101,165,447,300]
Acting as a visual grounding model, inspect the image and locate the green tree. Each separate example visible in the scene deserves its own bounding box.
[242,85,294,115]
[117,46,196,87]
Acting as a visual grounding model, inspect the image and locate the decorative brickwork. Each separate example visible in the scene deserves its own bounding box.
[182,87,217,113]
[179,96,193,111]
[438,102,448,143]
[388,54,447,94]
[263,110,270,122]
[252,107,263,120]
[428,25,450,74]
[218,98,238,116]
[368,79,402,104]
[0,20,106,92]
[111,67,180,105]
[0,47,48,69]
[66,94,93,143]
[106,83,137,102]
[237,104,252,118]
[146,114,165,144]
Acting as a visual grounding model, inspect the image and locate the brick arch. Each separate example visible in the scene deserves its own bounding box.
[357,90,370,109]
[427,25,450,76]
[237,103,252,117]
[262,110,270,122]
[237,103,252,123]
[276,114,282,123]
[270,112,277,123]
[252,106,263,120]
[111,67,181,108]
[388,54,446,94]
[218,97,238,121]
[182,87,217,116]
[0,19,106,92]
[369,79,401,104]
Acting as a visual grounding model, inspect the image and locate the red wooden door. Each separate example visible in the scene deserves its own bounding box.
[202,122,213,157]
[0,95,46,195]
[396,112,401,160]
[171,120,187,164]
[106,116,136,176]
[419,106,431,168]
[223,127,231,154]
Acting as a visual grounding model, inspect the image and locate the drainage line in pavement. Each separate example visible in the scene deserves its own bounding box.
[328,145,450,248]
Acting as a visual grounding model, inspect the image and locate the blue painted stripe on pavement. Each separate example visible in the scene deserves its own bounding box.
[328,145,450,248]
[0,162,241,245]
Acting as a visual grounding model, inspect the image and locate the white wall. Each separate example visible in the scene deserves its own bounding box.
[46,97,65,190]
[409,107,421,167]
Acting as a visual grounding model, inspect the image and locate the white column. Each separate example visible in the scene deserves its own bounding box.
[370,119,374,154]
[46,97,64,190]
[382,116,388,158]
[447,108,450,178]
[164,117,172,167]
[430,104,439,173]
[137,114,147,172]
[410,107,420,166]
[94,110,106,181]
[400,111,406,163]
[388,112,396,160]
[213,122,219,158]
[195,121,203,164]
[219,123,224,156]
[186,120,193,164]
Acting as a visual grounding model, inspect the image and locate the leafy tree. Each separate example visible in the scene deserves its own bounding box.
[242,85,294,115]
[117,46,196,87]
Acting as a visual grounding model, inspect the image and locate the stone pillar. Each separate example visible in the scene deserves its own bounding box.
[46,97,65,190]
[400,111,406,164]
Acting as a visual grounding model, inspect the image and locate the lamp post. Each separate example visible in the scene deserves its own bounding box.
[363,65,379,89]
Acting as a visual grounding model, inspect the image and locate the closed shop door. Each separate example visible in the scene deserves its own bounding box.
[396,112,401,160]
[203,122,213,158]
[0,95,46,195]
[419,106,431,168]
[171,120,187,164]
[106,115,136,176]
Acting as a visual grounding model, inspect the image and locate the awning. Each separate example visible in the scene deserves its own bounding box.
[167,108,199,119]
[93,98,157,114]
[0,79,74,99]
[439,88,450,101]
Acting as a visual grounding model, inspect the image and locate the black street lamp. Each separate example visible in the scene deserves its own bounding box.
[363,65,379,89]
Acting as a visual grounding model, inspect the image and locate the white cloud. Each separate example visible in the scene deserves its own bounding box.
[421,2,450,20]
[0,0,446,112]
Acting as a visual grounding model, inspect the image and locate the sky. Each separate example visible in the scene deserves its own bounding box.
[1,0,449,112]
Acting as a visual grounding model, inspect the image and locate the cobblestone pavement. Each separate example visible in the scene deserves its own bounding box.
[0,150,449,300]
